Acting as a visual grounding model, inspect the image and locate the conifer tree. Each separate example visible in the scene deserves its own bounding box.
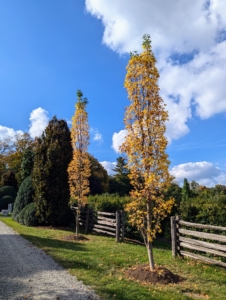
[68,90,91,236]
[121,35,174,271]
[88,154,109,195]
[33,116,73,225]
[182,178,191,202]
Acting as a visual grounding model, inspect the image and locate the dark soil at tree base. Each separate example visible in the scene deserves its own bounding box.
[125,265,184,284]
[63,234,90,242]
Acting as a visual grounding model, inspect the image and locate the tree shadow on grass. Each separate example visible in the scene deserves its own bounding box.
[124,237,171,251]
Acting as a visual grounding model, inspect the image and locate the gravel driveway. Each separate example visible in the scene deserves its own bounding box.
[0,220,100,300]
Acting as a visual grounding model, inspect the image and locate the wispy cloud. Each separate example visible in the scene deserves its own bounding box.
[91,128,103,145]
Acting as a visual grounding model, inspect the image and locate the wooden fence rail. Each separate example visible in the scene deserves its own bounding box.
[71,207,125,242]
[171,216,226,268]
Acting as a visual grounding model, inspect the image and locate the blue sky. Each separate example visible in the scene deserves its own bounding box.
[0,0,226,187]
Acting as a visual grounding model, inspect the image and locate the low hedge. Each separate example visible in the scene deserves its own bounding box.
[0,186,17,200]
[18,202,39,226]
[12,176,34,222]
[87,193,130,212]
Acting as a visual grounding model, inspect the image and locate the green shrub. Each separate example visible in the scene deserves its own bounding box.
[0,186,17,199]
[18,202,38,226]
[88,193,130,212]
[180,200,226,227]
[12,176,34,222]
[87,194,143,241]
[0,195,15,211]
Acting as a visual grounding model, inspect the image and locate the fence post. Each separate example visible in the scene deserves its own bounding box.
[85,208,89,234]
[116,210,120,242]
[121,210,125,242]
[171,216,177,257]
[176,215,181,255]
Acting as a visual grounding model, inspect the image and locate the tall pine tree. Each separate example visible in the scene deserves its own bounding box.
[33,116,73,225]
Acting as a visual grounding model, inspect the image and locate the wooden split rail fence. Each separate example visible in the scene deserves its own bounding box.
[72,207,125,242]
[171,216,226,268]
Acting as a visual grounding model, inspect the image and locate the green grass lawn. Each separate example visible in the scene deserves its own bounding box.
[1,216,226,300]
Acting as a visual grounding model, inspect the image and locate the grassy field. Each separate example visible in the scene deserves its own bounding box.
[1,216,226,300]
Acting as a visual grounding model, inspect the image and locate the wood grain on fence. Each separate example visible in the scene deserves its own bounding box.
[72,206,124,242]
[171,217,226,267]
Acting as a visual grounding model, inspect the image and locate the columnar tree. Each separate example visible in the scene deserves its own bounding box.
[121,35,174,271]
[182,178,191,203]
[68,90,91,236]
[33,116,73,225]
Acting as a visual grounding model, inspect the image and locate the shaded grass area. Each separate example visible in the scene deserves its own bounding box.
[1,216,226,300]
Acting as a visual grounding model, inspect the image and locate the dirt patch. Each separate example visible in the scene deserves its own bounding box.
[125,264,183,285]
[37,226,73,231]
[62,234,89,242]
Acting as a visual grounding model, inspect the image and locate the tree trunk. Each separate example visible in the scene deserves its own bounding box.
[147,240,155,271]
[146,200,155,270]
[75,208,80,236]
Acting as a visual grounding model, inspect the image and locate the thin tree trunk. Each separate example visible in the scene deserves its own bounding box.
[146,200,155,270]
[76,207,80,236]
[147,240,155,271]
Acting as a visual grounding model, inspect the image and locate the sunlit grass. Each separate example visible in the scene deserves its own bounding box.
[1,216,226,300]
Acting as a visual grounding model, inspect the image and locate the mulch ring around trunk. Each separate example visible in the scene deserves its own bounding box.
[62,234,90,242]
[125,264,184,285]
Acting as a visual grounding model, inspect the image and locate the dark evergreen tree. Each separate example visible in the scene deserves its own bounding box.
[182,178,191,204]
[88,154,109,195]
[32,116,73,225]
[21,150,34,181]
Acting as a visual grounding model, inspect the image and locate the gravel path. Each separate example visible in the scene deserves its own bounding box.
[0,220,100,300]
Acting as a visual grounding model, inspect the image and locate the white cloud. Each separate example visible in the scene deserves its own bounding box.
[0,126,23,140]
[93,133,103,143]
[112,129,127,153]
[28,107,49,139]
[100,161,116,175]
[86,0,226,142]
[170,161,226,187]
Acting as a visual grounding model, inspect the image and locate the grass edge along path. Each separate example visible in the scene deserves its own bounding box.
[1,216,226,300]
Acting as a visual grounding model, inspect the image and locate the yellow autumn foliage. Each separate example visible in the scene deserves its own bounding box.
[121,35,174,269]
[68,90,91,205]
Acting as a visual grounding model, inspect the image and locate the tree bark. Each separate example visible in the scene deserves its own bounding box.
[76,207,80,236]
[147,240,155,271]
[146,200,155,270]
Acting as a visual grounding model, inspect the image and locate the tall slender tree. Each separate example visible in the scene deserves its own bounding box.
[68,90,91,236]
[121,35,174,271]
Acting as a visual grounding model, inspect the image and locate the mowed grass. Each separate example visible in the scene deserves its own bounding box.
[1,216,226,300]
